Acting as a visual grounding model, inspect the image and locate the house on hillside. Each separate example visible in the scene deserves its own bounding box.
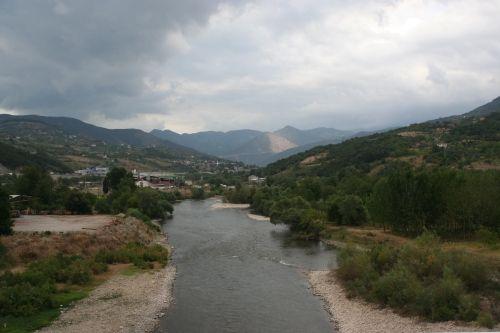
[248,175,266,185]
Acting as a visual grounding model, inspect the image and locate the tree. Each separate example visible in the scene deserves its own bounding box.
[338,195,369,226]
[133,188,173,219]
[0,187,13,235]
[191,187,205,200]
[64,190,92,214]
[104,167,134,192]
[15,166,54,209]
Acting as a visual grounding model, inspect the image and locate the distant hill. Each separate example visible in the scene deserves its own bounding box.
[152,125,355,166]
[264,96,500,177]
[150,128,263,156]
[0,141,71,173]
[0,114,197,153]
[0,114,212,172]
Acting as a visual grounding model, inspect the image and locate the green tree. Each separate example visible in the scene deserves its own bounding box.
[64,190,93,214]
[104,167,134,192]
[0,187,13,235]
[133,188,173,219]
[15,166,55,209]
[192,187,205,200]
[338,195,369,226]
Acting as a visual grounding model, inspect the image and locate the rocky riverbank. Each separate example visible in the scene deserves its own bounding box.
[31,217,177,333]
[309,270,489,333]
[38,265,176,333]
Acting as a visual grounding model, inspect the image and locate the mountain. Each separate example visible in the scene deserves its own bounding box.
[0,140,71,173]
[461,96,500,118]
[150,128,263,156]
[151,125,355,166]
[0,114,213,172]
[264,96,500,177]
[0,114,195,152]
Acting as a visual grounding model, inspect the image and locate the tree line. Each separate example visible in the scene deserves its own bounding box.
[225,164,500,240]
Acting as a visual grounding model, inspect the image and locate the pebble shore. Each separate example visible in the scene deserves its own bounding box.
[309,270,493,333]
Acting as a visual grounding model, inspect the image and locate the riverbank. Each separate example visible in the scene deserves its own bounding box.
[38,265,175,333]
[36,225,176,333]
[309,270,491,333]
[1,215,175,332]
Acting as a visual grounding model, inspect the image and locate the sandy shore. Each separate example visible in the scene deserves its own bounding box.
[210,202,250,209]
[38,265,176,333]
[309,270,490,333]
[247,213,270,221]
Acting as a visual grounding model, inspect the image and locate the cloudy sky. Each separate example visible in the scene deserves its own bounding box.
[0,0,499,133]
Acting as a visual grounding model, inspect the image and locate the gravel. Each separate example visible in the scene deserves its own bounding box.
[38,265,176,333]
[309,270,494,333]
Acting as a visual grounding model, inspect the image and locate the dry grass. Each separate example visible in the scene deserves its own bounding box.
[1,216,159,267]
[324,225,500,266]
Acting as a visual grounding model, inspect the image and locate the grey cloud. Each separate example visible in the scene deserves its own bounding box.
[1,0,499,133]
[0,0,236,119]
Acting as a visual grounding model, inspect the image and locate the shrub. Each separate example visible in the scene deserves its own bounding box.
[475,228,499,248]
[369,244,398,274]
[477,311,496,329]
[94,197,112,214]
[64,190,93,214]
[336,234,495,324]
[0,187,13,235]
[0,240,10,269]
[95,243,169,268]
[372,267,422,310]
[337,248,379,298]
[429,270,467,321]
[446,251,489,291]
[126,208,160,232]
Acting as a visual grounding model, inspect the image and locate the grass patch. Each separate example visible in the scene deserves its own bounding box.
[0,242,168,332]
[0,289,88,333]
[120,265,142,276]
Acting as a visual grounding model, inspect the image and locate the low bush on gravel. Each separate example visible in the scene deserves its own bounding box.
[95,242,169,269]
[336,232,499,326]
[126,208,161,232]
[0,242,168,324]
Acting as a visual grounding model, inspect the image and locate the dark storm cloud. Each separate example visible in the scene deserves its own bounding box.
[1,0,499,132]
[0,0,234,119]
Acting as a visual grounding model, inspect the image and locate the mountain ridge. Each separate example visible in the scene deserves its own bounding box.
[151,125,355,166]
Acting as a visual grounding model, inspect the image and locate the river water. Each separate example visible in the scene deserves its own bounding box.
[156,198,337,333]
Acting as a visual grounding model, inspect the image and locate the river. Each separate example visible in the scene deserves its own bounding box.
[156,198,337,333]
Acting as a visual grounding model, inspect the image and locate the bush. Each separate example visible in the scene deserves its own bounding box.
[94,197,112,214]
[337,248,379,298]
[372,267,422,310]
[126,208,160,232]
[64,190,93,214]
[95,243,169,268]
[477,312,496,329]
[429,269,467,321]
[0,187,13,235]
[327,195,369,226]
[475,228,499,248]
[336,234,496,323]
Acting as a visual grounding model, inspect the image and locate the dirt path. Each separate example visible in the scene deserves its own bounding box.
[38,266,176,333]
[309,270,493,333]
[14,215,113,233]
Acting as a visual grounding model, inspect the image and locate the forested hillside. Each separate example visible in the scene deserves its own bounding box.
[0,114,215,172]
[227,98,500,240]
